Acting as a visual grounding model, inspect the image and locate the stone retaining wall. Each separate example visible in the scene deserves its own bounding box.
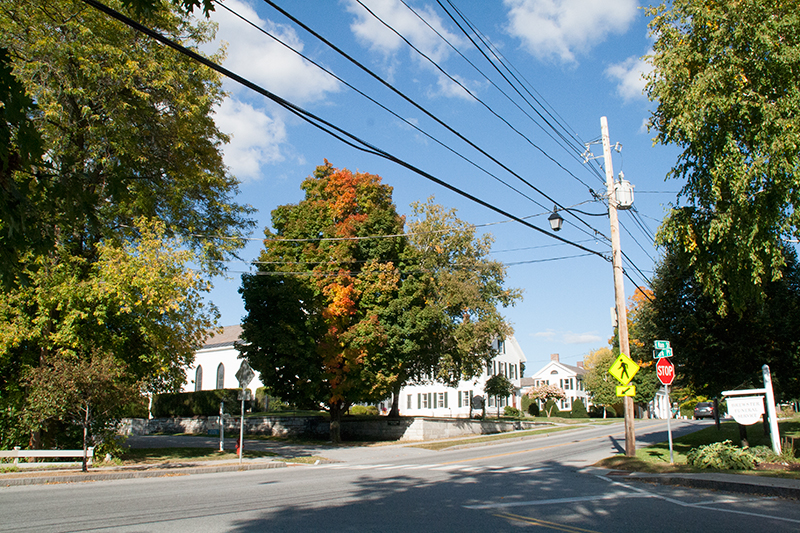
[119,416,549,441]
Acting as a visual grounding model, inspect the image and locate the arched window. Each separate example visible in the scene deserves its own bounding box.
[216,363,225,389]
[195,365,203,392]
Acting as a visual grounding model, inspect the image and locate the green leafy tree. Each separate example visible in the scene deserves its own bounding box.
[484,374,514,418]
[526,384,566,417]
[383,198,521,416]
[0,218,219,446]
[582,348,618,411]
[633,245,800,400]
[240,162,406,442]
[240,164,520,439]
[646,0,800,315]
[609,290,663,408]
[0,0,254,281]
[0,0,252,446]
[22,351,140,471]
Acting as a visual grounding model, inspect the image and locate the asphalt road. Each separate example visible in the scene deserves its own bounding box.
[3,420,800,532]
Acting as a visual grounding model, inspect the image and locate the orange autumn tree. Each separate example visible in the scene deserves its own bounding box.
[239,161,405,442]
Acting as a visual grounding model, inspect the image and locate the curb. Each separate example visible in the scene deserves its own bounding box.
[623,473,800,500]
[0,461,287,487]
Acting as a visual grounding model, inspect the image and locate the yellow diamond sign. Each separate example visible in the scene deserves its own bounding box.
[608,353,639,386]
[616,385,636,397]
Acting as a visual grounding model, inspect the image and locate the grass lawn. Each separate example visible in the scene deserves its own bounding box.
[119,447,278,465]
[596,417,800,478]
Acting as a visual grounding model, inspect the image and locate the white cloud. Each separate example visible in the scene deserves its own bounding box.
[345,0,464,64]
[503,0,639,64]
[533,329,602,344]
[562,331,602,344]
[214,98,287,182]
[209,0,340,103]
[606,53,653,101]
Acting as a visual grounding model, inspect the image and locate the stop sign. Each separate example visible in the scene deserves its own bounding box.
[656,357,675,385]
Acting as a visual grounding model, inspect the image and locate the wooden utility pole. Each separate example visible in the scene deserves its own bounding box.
[601,116,636,456]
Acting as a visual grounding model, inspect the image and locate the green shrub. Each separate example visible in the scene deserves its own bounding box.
[686,440,758,470]
[152,389,250,417]
[570,399,589,419]
[527,402,540,417]
[543,399,561,417]
[521,395,533,414]
[589,405,615,418]
[504,406,523,418]
[349,405,379,415]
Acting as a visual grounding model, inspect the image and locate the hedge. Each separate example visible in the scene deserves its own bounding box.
[152,389,252,417]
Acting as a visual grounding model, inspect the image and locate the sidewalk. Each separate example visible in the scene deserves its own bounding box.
[0,457,288,487]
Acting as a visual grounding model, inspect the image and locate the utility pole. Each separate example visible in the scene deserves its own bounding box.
[601,116,636,456]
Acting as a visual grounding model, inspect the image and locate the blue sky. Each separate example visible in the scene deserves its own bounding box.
[199,0,681,374]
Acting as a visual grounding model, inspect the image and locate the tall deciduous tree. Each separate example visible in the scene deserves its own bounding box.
[240,163,521,440]
[0,0,254,281]
[382,198,521,416]
[240,162,406,442]
[633,245,800,400]
[0,218,219,447]
[646,0,800,315]
[0,0,252,445]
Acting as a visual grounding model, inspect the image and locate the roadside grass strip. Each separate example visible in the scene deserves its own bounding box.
[410,425,577,451]
[120,447,277,464]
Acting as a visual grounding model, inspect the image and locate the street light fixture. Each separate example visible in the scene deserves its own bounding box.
[548,209,564,231]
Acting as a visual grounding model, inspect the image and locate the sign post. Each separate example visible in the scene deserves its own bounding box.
[235,361,255,464]
[656,355,676,463]
[721,364,781,455]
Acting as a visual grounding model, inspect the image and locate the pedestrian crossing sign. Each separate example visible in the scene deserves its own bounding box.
[608,353,639,386]
[616,385,636,397]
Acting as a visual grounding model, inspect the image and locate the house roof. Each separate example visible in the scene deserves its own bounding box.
[201,325,243,350]
[531,360,586,379]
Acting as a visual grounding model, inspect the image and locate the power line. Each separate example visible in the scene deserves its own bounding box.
[260,0,609,244]
[212,1,552,215]
[83,0,609,262]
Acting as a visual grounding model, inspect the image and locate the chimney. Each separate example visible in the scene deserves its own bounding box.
[550,353,559,362]
[577,361,584,369]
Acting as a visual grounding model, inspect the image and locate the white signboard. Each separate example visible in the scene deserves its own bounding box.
[726,395,764,425]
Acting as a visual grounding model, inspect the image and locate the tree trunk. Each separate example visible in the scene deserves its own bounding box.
[388,383,401,419]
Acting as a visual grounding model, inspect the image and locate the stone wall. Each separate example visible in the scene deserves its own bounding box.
[119,416,550,442]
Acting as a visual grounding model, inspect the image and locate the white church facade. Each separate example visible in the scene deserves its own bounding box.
[184,326,526,418]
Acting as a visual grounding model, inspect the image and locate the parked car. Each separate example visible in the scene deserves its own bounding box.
[694,401,715,420]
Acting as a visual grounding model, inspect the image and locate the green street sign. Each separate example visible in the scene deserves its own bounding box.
[654,347,673,359]
[654,340,670,350]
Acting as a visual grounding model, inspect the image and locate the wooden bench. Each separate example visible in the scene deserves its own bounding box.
[0,446,94,468]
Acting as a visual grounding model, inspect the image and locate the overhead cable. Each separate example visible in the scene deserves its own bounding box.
[83,0,609,261]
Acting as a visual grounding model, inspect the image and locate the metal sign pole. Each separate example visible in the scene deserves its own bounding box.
[665,384,674,464]
[219,401,224,452]
[239,395,245,464]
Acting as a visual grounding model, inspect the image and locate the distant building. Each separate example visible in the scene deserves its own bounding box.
[182,325,264,392]
[184,328,526,419]
[393,337,527,418]
[524,353,590,411]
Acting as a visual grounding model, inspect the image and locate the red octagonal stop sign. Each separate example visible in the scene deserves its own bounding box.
[656,357,675,385]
